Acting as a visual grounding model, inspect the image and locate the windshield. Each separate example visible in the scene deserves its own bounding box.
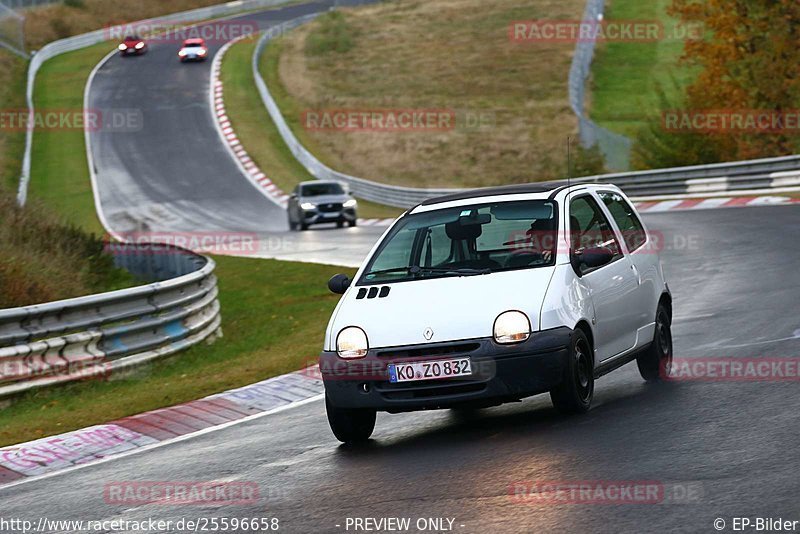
[360,199,557,285]
[301,183,345,196]
[184,42,203,48]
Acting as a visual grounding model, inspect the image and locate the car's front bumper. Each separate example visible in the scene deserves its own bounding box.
[320,327,571,412]
[303,207,357,225]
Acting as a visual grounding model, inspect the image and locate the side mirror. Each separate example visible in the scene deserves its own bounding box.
[572,246,615,272]
[328,274,351,294]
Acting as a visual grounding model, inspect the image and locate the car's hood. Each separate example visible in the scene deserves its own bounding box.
[180,47,204,54]
[302,195,350,205]
[327,267,556,350]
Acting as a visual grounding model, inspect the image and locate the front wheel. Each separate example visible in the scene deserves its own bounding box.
[325,395,376,444]
[637,303,673,381]
[348,220,357,227]
[550,329,594,414]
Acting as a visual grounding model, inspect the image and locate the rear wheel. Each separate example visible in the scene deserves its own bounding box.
[550,329,594,414]
[325,395,376,444]
[637,303,673,381]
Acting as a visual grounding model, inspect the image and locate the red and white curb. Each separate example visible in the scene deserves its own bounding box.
[633,195,800,213]
[0,367,324,487]
[211,37,394,228]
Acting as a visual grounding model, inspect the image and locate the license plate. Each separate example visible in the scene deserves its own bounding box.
[388,357,472,383]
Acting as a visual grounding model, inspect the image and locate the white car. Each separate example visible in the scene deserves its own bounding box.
[320,182,673,443]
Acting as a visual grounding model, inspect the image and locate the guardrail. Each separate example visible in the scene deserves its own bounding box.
[0,244,221,399]
[251,17,800,209]
[16,0,298,206]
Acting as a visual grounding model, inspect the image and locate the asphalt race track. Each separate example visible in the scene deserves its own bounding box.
[2,206,799,532]
[87,0,384,267]
[12,1,800,532]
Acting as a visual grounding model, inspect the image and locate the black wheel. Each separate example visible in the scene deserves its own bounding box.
[325,395,376,444]
[637,303,673,381]
[300,221,309,231]
[348,220,357,227]
[550,329,594,414]
[336,221,344,228]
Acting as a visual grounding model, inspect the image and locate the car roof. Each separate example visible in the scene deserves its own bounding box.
[419,181,569,206]
[124,35,142,41]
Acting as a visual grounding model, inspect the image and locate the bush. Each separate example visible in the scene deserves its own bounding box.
[0,189,134,308]
[305,11,357,56]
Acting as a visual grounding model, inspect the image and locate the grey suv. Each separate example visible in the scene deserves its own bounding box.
[287,181,358,231]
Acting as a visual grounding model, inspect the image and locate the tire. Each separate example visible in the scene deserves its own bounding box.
[349,220,357,228]
[325,395,376,444]
[336,221,344,228]
[300,221,309,231]
[637,303,673,381]
[550,329,594,414]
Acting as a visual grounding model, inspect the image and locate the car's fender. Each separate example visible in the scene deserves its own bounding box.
[539,262,597,360]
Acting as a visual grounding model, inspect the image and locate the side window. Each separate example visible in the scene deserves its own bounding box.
[569,196,622,271]
[599,192,647,252]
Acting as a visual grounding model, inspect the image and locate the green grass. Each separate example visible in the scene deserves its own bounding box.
[222,37,402,219]
[29,42,112,235]
[0,50,28,191]
[589,0,697,137]
[0,41,358,446]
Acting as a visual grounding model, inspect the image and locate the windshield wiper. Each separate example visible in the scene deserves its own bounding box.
[366,265,492,277]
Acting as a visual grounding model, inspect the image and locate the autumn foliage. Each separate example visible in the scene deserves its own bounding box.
[634,0,800,168]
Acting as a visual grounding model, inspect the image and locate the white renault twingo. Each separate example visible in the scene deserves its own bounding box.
[321,183,672,443]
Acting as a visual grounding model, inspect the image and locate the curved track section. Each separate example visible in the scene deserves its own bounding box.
[86,0,385,267]
[2,207,799,532]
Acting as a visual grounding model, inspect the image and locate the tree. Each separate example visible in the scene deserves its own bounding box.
[666,0,800,161]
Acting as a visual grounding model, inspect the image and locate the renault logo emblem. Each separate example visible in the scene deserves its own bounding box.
[423,327,434,340]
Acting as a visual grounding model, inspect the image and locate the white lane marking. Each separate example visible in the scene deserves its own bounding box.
[693,197,732,210]
[0,394,324,492]
[645,200,685,212]
[672,313,716,322]
[746,196,792,206]
[698,330,800,350]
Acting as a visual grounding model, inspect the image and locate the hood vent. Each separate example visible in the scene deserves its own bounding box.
[355,286,391,299]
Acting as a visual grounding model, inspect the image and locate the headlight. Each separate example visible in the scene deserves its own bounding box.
[300,202,316,210]
[118,44,127,51]
[135,42,145,49]
[199,48,207,55]
[178,50,187,57]
[343,199,357,208]
[337,327,368,359]
[493,311,531,344]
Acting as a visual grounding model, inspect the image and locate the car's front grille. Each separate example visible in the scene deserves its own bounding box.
[375,380,487,400]
[318,203,343,213]
[376,342,480,359]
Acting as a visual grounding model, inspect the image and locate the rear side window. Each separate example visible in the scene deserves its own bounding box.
[598,192,647,252]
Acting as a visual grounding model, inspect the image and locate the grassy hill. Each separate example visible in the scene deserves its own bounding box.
[262,0,587,189]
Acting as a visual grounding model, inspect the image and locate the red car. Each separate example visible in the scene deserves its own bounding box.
[118,35,147,56]
[178,38,208,62]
